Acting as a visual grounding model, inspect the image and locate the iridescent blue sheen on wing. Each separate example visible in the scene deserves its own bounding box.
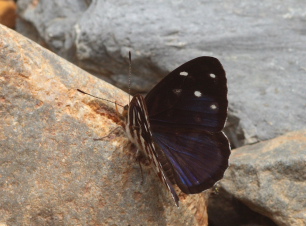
[152,126,230,194]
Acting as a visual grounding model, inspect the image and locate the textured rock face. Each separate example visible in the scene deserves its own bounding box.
[211,130,306,226]
[0,25,208,226]
[16,0,306,147]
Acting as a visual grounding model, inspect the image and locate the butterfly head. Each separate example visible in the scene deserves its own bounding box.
[121,104,129,123]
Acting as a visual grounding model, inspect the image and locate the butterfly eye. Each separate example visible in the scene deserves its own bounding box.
[179,71,188,76]
[194,90,202,97]
[210,73,216,78]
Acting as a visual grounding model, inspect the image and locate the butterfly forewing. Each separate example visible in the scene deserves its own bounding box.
[145,57,230,194]
[145,57,228,132]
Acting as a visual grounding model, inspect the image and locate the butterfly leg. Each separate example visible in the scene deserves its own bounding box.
[93,126,121,141]
[136,153,144,185]
[134,148,152,185]
[115,100,122,115]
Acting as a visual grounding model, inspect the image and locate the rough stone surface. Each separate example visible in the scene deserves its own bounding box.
[16,0,306,146]
[208,187,278,226]
[211,130,306,226]
[0,25,208,226]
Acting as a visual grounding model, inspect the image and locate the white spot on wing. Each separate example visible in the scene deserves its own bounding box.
[210,73,216,78]
[180,71,188,76]
[194,91,202,97]
[210,104,217,110]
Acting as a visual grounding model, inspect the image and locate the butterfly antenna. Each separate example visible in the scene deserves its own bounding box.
[128,51,132,103]
[77,89,124,108]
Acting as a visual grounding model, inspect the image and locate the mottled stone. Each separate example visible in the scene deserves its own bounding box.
[0,24,208,226]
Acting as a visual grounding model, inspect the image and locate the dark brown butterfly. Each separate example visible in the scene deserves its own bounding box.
[120,56,231,206]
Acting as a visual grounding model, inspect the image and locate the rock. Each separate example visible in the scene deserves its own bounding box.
[0,24,208,225]
[210,130,306,226]
[16,0,306,146]
[208,187,278,226]
[0,0,16,29]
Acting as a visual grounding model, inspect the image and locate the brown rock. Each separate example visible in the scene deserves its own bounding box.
[0,0,16,29]
[0,24,208,225]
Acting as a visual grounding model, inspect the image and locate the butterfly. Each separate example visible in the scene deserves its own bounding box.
[120,56,231,206]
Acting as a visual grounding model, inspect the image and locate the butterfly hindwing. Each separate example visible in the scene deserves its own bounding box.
[152,126,230,194]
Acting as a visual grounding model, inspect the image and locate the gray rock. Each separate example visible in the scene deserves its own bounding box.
[208,187,278,226]
[215,130,306,226]
[16,0,90,61]
[16,0,306,147]
[0,24,208,226]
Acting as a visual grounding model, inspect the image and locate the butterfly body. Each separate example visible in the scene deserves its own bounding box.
[122,56,231,206]
[122,94,180,205]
